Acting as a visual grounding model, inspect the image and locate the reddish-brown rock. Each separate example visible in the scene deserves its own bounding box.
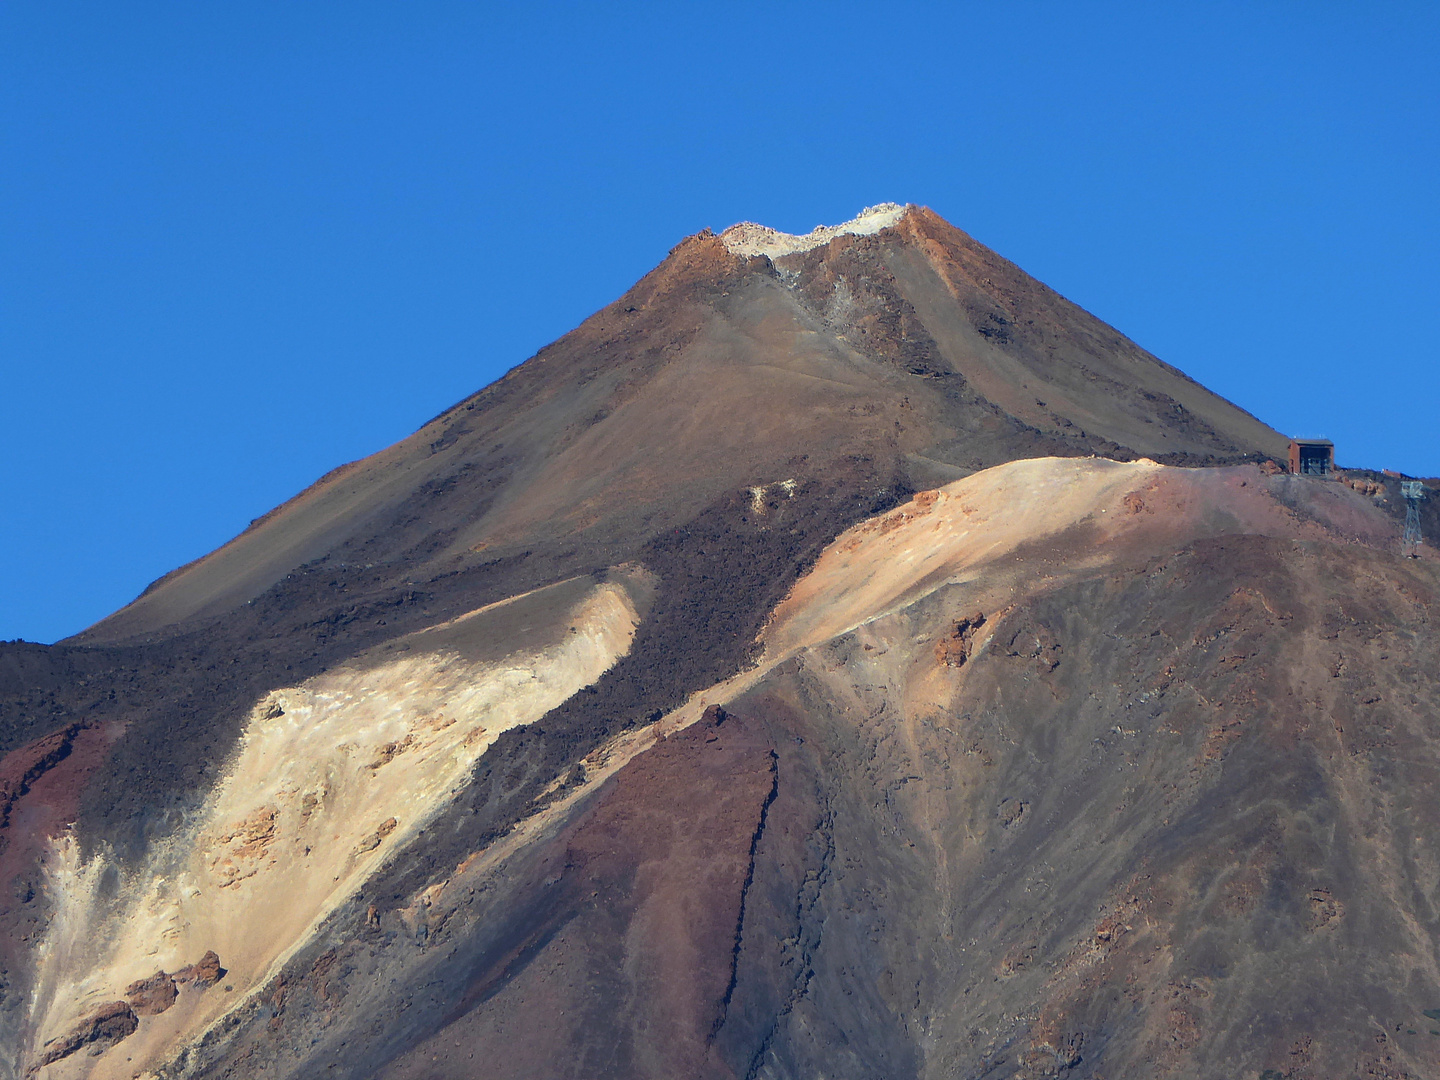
[125,969,177,1015]
[31,1000,137,1071]
[173,949,224,988]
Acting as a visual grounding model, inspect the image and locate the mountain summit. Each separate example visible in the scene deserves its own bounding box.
[82,202,1283,644]
[2,206,1436,1080]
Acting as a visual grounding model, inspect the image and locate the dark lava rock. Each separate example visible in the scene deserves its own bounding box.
[174,949,225,988]
[32,1000,137,1070]
[125,969,177,1015]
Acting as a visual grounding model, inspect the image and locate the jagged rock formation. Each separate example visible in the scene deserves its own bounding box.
[1,205,1437,1079]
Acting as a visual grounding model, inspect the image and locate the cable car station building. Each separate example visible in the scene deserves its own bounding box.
[1289,438,1334,476]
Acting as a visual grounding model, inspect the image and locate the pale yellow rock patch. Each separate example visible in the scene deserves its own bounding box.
[27,580,641,1079]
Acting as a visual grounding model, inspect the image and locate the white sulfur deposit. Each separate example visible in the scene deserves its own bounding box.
[720,203,909,258]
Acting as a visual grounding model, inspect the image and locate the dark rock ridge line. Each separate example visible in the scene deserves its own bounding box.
[712,723,779,1042]
[368,465,908,912]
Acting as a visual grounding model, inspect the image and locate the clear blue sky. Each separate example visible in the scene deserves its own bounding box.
[3,3,1437,644]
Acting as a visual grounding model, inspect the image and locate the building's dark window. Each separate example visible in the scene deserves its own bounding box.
[1299,445,1330,475]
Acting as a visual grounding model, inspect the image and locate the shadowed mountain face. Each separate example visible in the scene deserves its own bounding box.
[2,205,1437,1080]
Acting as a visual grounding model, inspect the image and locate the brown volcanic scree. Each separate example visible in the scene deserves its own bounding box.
[1,204,1437,1080]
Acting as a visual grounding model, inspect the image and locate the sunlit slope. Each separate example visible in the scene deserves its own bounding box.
[884,208,1287,457]
[654,455,1397,732]
[23,573,646,1079]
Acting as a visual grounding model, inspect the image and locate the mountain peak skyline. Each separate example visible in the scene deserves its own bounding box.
[74,200,1292,646]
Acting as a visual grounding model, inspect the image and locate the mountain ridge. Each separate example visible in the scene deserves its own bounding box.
[76,203,1287,647]
[2,204,1436,1080]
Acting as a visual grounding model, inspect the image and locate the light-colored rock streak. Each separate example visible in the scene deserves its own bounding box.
[763,455,1162,656]
[657,456,1167,732]
[720,203,909,258]
[403,459,1179,945]
[25,581,640,1079]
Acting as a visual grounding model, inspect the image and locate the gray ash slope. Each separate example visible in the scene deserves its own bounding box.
[5,204,1436,1080]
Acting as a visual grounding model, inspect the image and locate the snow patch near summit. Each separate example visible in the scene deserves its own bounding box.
[721,203,909,258]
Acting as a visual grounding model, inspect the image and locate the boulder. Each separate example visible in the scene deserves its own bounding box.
[125,969,177,1015]
[174,949,224,988]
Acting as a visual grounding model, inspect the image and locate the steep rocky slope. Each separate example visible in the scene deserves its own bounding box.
[75,205,1287,647]
[1,206,1436,1079]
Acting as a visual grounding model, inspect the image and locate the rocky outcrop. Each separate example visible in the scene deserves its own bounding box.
[124,970,177,1015]
[357,817,398,853]
[173,949,224,988]
[29,1001,137,1072]
[0,723,87,837]
[25,953,224,1073]
[933,611,985,667]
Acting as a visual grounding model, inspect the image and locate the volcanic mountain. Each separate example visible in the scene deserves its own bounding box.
[3,204,1438,1080]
